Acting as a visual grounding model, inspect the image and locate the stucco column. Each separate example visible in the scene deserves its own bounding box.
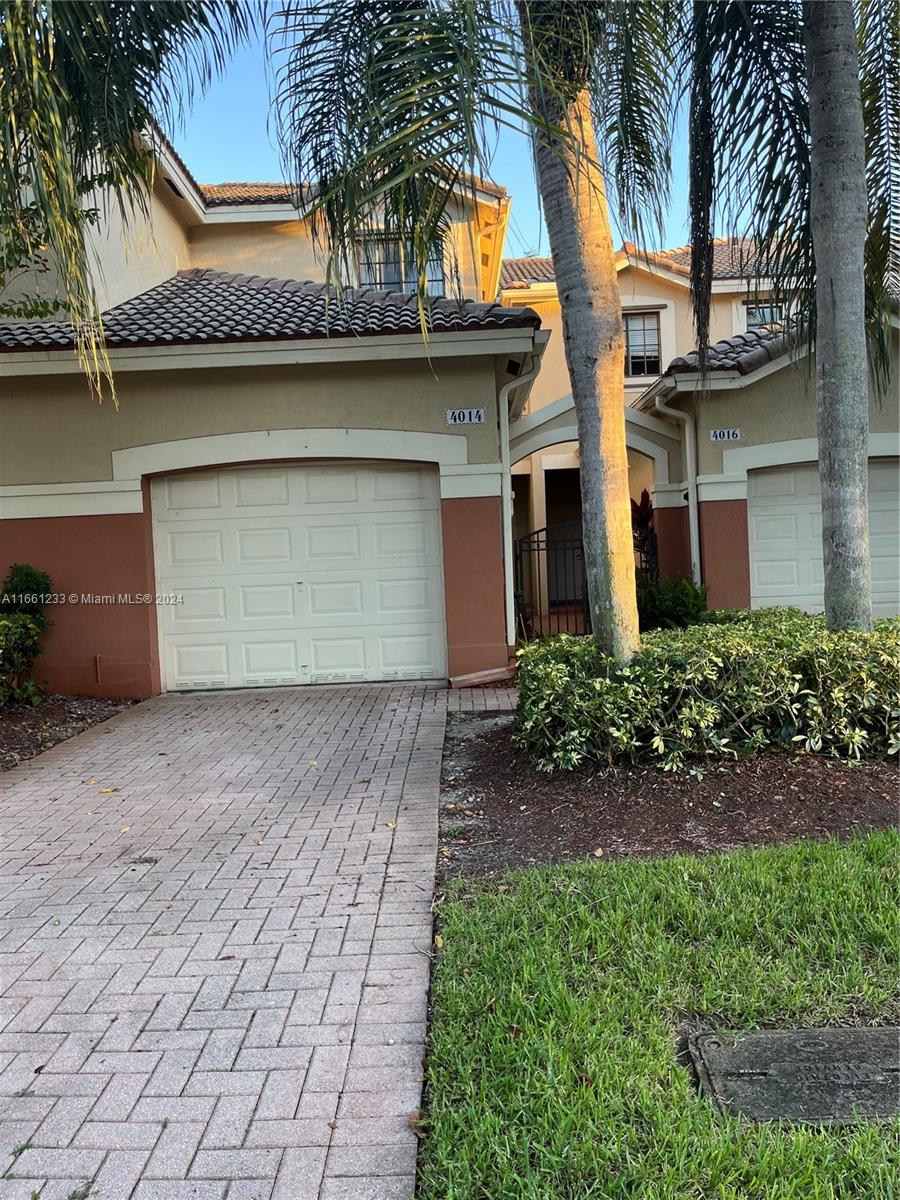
[699,499,752,609]
[440,496,509,680]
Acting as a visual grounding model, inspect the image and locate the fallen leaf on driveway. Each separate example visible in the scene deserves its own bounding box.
[408,1111,425,1139]
[307,760,318,767]
[100,787,119,794]
[83,779,98,785]
[120,826,131,833]
[386,821,396,829]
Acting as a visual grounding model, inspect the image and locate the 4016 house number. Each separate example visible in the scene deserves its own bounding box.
[446,407,486,425]
[709,427,742,442]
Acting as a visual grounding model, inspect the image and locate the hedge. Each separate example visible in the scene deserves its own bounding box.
[515,608,900,771]
[0,614,43,705]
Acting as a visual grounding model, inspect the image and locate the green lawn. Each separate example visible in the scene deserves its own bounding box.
[419,832,899,1199]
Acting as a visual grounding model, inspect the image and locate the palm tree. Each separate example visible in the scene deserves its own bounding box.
[0,0,250,391]
[687,0,897,632]
[271,0,676,662]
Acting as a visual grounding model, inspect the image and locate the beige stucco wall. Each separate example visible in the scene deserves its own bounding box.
[0,357,503,486]
[3,179,190,318]
[503,267,740,415]
[86,182,191,312]
[694,335,900,475]
[188,221,324,281]
[187,196,505,300]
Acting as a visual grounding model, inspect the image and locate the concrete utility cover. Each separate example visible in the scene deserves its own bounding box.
[689,1028,900,1123]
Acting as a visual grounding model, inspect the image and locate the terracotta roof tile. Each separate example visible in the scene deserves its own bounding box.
[199,172,507,208]
[500,237,762,291]
[0,269,540,354]
[200,182,299,206]
[499,257,557,290]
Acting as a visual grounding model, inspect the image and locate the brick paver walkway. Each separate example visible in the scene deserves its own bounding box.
[0,685,448,1200]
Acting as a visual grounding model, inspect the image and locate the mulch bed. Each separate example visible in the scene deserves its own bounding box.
[0,694,135,772]
[439,713,899,877]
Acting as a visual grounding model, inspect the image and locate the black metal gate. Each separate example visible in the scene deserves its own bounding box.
[515,520,658,641]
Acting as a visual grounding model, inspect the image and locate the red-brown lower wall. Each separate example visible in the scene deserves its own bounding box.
[1,510,159,699]
[440,495,509,679]
[654,505,691,580]
[699,499,751,609]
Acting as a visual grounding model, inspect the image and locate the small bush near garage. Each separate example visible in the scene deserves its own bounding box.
[0,614,44,705]
[637,573,708,630]
[516,608,900,771]
[0,562,53,630]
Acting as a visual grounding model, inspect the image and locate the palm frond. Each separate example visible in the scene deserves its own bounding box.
[592,0,676,252]
[0,0,250,392]
[685,0,812,366]
[857,0,899,394]
[270,0,529,315]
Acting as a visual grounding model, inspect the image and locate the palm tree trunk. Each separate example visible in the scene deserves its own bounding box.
[803,1,872,631]
[527,90,640,661]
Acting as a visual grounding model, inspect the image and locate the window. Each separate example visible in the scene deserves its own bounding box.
[358,238,445,294]
[624,312,661,377]
[746,302,783,330]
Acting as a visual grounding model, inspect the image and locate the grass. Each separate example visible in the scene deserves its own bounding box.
[418,832,900,1199]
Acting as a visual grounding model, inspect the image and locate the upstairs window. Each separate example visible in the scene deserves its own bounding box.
[746,302,784,330]
[358,238,445,294]
[624,312,661,377]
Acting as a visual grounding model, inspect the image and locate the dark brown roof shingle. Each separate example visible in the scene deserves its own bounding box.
[0,269,540,354]
[667,323,801,375]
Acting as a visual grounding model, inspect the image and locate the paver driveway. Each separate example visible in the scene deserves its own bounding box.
[0,685,446,1200]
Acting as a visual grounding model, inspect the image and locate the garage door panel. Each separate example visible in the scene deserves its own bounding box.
[239,583,297,621]
[306,580,365,618]
[234,468,291,508]
[236,526,293,564]
[751,512,798,543]
[169,587,228,626]
[152,463,447,689]
[749,459,898,617]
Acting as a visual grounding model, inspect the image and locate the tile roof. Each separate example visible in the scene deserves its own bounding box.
[499,257,557,290]
[199,173,507,208]
[666,323,801,375]
[0,269,540,354]
[200,182,299,207]
[500,237,762,291]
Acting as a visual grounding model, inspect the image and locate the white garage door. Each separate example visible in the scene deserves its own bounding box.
[152,462,447,690]
[748,458,899,616]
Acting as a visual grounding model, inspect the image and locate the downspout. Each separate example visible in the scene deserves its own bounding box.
[499,351,542,647]
[653,392,702,587]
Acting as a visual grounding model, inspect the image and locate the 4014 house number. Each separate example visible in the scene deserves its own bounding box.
[446,407,486,425]
[709,427,742,442]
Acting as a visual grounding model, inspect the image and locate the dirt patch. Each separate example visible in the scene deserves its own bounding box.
[0,694,135,772]
[439,714,899,877]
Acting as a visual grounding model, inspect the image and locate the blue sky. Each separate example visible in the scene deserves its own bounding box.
[173,38,693,256]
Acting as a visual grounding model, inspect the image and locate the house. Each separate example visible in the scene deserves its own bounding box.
[0,143,547,697]
[500,243,899,622]
[0,146,896,702]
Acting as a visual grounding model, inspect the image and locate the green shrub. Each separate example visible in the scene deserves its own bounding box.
[0,562,53,630]
[515,608,900,771]
[0,613,44,706]
[637,574,707,630]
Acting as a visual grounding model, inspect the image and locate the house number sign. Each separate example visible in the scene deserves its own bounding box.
[446,407,486,425]
[709,427,742,442]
